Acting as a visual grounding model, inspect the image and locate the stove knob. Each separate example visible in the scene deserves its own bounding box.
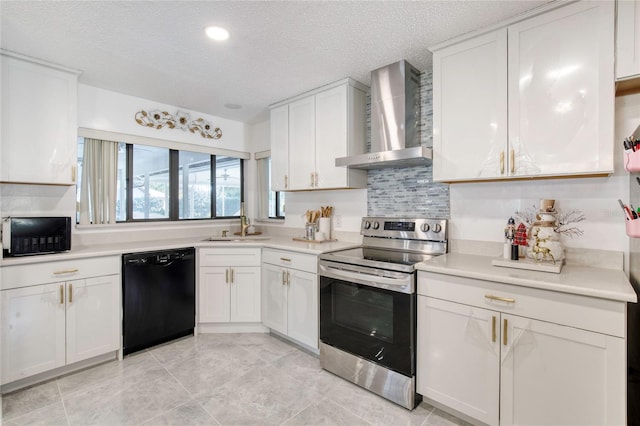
[372,221,380,230]
[432,223,442,233]
[363,221,371,229]
[420,223,430,232]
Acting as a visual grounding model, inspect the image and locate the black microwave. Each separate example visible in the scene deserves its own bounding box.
[2,217,72,256]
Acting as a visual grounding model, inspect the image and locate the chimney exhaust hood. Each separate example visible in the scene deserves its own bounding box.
[336,60,432,170]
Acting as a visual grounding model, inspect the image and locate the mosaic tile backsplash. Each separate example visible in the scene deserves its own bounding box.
[367,70,450,218]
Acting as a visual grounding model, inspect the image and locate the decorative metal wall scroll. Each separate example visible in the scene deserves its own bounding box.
[135,110,222,139]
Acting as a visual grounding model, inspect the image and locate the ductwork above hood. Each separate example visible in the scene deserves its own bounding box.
[336,60,432,170]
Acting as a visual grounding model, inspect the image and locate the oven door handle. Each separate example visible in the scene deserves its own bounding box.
[319,263,414,294]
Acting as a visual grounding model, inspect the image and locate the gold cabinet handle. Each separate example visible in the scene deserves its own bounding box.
[485,294,515,304]
[310,172,314,187]
[500,151,505,174]
[286,270,291,285]
[68,283,73,303]
[60,284,64,305]
[492,316,497,343]
[510,149,515,174]
[314,173,318,187]
[230,268,234,283]
[71,165,77,183]
[284,175,288,189]
[503,318,508,346]
[280,257,291,262]
[225,269,229,284]
[282,270,287,285]
[53,269,79,275]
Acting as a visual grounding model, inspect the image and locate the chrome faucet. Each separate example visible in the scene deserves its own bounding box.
[240,202,250,237]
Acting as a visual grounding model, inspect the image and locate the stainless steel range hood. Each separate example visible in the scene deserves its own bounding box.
[336,60,432,170]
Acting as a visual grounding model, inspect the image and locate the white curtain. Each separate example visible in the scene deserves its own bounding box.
[256,157,270,219]
[79,138,119,225]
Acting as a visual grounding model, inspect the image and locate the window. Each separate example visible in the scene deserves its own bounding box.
[77,137,244,223]
[132,145,169,219]
[257,155,285,219]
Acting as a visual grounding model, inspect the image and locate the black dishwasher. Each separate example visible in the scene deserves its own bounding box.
[122,247,195,355]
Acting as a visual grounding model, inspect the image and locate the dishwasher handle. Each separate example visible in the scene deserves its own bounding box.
[123,249,194,267]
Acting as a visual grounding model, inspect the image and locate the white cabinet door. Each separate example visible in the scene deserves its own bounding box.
[1,283,66,384]
[229,267,261,323]
[0,54,78,185]
[417,296,500,426]
[66,275,119,364]
[270,104,289,191]
[500,314,625,426]
[616,0,640,80]
[288,96,316,190]
[198,267,231,323]
[507,1,614,177]
[286,269,318,349]
[261,263,287,334]
[315,84,348,188]
[433,29,508,182]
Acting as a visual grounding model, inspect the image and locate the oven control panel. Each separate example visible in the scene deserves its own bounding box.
[361,217,447,242]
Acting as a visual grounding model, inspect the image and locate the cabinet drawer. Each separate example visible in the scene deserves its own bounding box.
[1,256,120,291]
[262,249,317,273]
[418,272,625,338]
[199,248,261,267]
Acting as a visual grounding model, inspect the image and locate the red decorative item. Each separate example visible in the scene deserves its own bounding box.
[514,223,528,246]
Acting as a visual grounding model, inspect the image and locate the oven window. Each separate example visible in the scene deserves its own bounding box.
[333,282,393,342]
[320,275,415,376]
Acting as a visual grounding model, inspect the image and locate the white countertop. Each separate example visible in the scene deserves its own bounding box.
[416,252,638,303]
[0,235,361,267]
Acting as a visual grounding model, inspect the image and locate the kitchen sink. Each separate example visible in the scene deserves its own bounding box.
[202,236,270,242]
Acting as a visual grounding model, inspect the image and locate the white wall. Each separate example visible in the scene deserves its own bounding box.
[449,93,640,258]
[78,85,249,152]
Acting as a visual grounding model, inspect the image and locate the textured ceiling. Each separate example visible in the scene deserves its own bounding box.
[1,0,550,124]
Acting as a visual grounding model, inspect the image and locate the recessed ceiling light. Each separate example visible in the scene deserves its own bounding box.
[224,103,242,110]
[205,26,229,41]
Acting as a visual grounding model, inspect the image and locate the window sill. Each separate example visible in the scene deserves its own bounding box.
[255,218,285,224]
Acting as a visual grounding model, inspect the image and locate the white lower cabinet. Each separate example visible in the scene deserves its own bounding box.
[417,271,626,426]
[1,257,120,385]
[262,249,318,350]
[198,248,261,324]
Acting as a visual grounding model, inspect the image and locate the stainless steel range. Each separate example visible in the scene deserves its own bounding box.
[318,217,447,410]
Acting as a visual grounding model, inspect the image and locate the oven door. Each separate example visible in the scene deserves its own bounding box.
[319,260,416,377]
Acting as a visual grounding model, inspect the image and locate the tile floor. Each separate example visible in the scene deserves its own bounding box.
[1,333,471,426]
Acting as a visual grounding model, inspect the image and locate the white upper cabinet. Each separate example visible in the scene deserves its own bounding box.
[432,1,614,182]
[616,0,640,81]
[270,105,289,191]
[432,30,508,181]
[1,51,80,185]
[269,79,368,191]
[288,96,316,190]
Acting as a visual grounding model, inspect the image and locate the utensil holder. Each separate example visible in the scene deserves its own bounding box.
[624,151,640,172]
[318,217,331,239]
[626,220,640,238]
[305,223,317,240]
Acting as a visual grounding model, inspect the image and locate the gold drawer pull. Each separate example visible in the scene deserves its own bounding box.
[492,316,497,343]
[485,294,515,304]
[53,268,79,275]
[280,257,291,262]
